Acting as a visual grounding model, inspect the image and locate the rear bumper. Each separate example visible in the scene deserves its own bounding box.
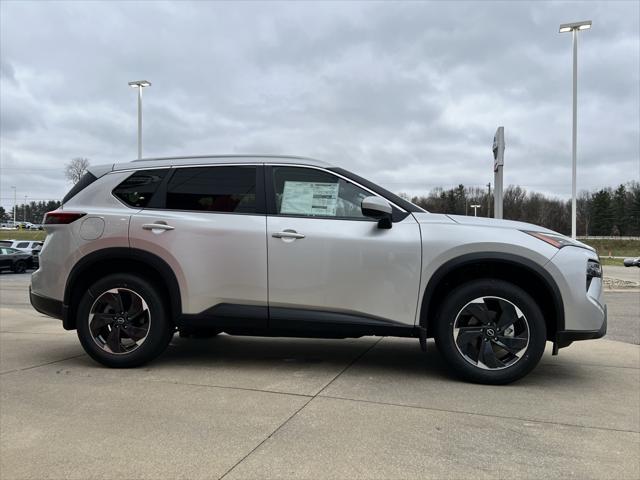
[556,304,607,348]
[29,286,64,321]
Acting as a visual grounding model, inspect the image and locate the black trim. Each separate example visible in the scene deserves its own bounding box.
[330,167,421,216]
[178,304,418,339]
[64,248,182,330]
[177,304,268,329]
[30,287,64,320]
[62,172,97,204]
[420,252,565,334]
[126,165,267,215]
[555,305,607,349]
[146,168,175,209]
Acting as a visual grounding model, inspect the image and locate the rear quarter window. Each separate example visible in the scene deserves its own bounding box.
[113,169,169,208]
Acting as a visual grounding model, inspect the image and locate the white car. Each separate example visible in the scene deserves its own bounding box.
[0,240,43,254]
[30,155,607,384]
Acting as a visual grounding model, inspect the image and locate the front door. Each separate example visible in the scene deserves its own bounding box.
[266,166,422,326]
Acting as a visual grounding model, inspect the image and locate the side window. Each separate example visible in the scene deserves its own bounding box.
[16,242,29,249]
[272,167,370,219]
[166,166,257,213]
[113,169,169,208]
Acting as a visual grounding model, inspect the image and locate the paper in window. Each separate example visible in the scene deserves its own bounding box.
[280,181,339,216]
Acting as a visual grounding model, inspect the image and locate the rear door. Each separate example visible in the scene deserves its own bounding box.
[127,165,268,324]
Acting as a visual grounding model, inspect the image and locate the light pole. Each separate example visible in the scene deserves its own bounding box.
[128,80,151,159]
[23,195,27,222]
[11,186,16,227]
[559,20,591,238]
[471,204,481,217]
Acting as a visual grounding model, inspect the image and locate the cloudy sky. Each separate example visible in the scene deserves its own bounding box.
[1,0,638,210]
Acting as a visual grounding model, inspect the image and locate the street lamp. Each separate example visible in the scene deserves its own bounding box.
[128,80,152,159]
[471,204,481,217]
[559,20,591,239]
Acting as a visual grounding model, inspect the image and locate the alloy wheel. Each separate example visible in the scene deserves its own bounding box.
[88,288,151,355]
[453,296,530,370]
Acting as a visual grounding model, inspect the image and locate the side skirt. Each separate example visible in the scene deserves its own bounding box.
[177,304,419,339]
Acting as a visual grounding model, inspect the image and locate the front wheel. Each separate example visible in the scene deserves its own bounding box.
[434,279,546,385]
[76,274,174,368]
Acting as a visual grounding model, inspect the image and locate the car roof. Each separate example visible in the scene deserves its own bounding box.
[100,154,333,174]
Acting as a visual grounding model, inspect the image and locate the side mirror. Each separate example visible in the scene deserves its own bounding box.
[361,196,393,229]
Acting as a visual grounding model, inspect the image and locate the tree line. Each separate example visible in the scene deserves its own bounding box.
[0,201,62,225]
[408,182,640,237]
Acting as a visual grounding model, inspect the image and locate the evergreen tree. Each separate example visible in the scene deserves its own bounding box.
[612,185,627,235]
[590,189,613,235]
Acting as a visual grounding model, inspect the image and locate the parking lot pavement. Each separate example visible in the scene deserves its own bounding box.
[604,265,640,285]
[1,273,639,479]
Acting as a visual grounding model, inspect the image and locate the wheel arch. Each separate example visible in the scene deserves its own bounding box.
[420,252,564,341]
[63,248,182,330]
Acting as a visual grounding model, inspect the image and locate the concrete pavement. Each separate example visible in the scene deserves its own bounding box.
[1,273,639,479]
[603,265,640,288]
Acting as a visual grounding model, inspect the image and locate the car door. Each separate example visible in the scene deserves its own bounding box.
[266,165,422,327]
[0,248,9,269]
[128,165,268,325]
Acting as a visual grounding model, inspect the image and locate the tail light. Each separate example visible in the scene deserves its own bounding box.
[43,211,86,225]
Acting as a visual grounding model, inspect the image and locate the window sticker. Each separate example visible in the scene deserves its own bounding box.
[280,181,339,216]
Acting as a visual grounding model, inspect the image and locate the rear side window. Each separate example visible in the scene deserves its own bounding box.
[166,166,257,213]
[0,241,11,247]
[62,172,97,204]
[113,169,169,208]
[16,242,29,248]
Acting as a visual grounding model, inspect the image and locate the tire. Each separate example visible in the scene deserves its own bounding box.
[13,260,26,273]
[76,273,174,368]
[434,279,546,385]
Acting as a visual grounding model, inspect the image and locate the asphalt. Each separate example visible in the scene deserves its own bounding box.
[1,273,639,479]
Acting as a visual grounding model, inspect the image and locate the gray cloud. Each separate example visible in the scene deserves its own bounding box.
[1,0,638,209]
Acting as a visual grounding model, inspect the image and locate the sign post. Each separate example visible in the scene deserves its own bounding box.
[492,127,505,219]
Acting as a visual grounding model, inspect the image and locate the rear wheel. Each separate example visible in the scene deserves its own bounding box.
[76,274,173,368]
[434,279,546,384]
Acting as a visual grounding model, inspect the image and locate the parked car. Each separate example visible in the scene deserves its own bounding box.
[0,240,43,254]
[17,222,41,230]
[30,155,607,384]
[0,247,33,273]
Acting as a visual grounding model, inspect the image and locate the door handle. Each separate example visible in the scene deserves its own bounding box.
[142,223,175,231]
[272,230,305,239]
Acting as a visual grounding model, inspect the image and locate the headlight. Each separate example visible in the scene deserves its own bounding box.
[522,231,594,251]
[586,259,602,278]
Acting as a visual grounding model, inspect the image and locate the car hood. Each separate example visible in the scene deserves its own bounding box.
[444,214,557,233]
[411,212,554,232]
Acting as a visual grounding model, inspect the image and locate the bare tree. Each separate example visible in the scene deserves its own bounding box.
[65,157,90,184]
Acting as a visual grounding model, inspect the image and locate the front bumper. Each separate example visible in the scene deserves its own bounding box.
[555,304,607,349]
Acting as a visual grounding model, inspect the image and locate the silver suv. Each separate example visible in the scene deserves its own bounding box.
[30,155,607,384]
